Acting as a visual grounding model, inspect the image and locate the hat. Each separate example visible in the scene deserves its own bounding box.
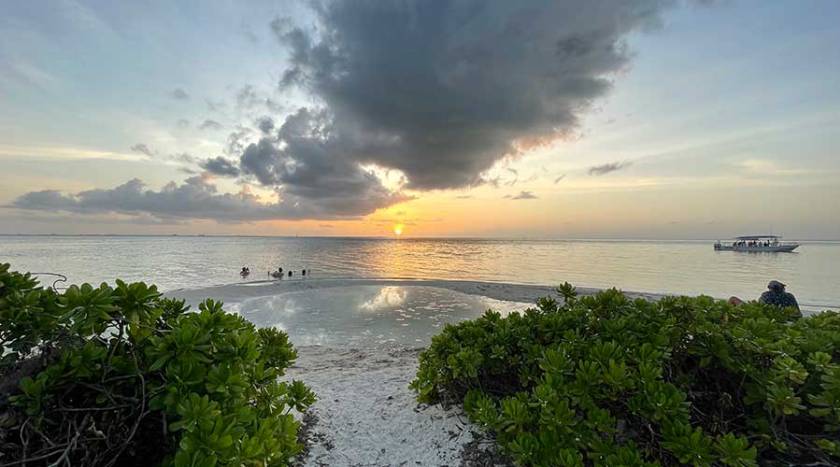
[768,280,786,290]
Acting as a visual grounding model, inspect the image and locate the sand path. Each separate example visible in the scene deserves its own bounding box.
[287,345,491,466]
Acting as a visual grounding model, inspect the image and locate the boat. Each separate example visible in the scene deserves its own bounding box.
[714,235,799,252]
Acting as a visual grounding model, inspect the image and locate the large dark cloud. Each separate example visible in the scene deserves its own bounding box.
[272,0,671,189]
[12,0,671,224]
[11,175,407,222]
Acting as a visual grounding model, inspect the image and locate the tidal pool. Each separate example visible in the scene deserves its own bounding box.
[237,285,531,347]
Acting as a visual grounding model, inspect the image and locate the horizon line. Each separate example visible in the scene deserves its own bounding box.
[2,233,839,243]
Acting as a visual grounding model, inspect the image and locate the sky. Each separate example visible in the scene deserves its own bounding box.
[1,0,838,239]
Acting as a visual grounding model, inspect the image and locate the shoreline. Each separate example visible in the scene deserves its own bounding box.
[167,276,836,314]
[168,276,666,308]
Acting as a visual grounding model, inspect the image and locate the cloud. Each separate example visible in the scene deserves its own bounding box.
[170,88,189,100]
[206,99,225,112]
[170,153,196,164]
[510,191,538,200]
[588,161,631,176]
[236,84,263,110]
[483,176,501,188]
[130,144,195,166]
[130,143,154,157]
[224,126,253,156]
[13,0,673,225]
[200,156,240,177]
[176,119,190,129]
[199,119,223,131]
[12,109,412,222]
[273,0,670,190]
[240,137,282,185]
[256,116,275,134]
[235,85,285,113]
[11,175,408,222]
[237,108,412,212]
[264,98,285,113]
[505,168,519,186]
[13,190,79,211]
[554,174,567,184]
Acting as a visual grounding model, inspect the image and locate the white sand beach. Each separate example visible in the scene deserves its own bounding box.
[287,345,493,466]
[169,278,663,466]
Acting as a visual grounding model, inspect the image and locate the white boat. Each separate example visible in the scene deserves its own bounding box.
[714,235,799,252]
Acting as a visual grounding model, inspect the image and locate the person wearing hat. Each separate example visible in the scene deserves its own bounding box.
[759,280,800,315]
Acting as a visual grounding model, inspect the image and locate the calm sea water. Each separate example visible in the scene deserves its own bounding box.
[1,235,838,311]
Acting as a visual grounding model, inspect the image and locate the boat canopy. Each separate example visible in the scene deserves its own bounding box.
[733,235,781,240]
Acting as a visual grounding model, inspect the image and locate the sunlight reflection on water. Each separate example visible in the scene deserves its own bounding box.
[3,236,839,310]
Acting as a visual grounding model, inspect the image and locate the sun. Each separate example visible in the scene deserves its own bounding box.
[393,223,404,236]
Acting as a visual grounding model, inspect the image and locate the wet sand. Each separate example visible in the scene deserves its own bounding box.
[170,276,664,307]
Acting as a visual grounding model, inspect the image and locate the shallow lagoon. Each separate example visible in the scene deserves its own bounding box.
[237,285,530,347]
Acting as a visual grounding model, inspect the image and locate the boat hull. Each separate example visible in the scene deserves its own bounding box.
[714,244,799,252]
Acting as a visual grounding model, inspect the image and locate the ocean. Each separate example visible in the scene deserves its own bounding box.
[1,235,838,311]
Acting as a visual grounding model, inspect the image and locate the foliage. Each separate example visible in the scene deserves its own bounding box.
[412,282,840,466]
[0,263,315,466]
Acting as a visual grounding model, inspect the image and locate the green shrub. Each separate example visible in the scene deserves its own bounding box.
[412,283,840,466]
[0,263,315,466]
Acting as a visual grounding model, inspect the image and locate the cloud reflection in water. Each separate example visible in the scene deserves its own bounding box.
[238,285,529,347]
